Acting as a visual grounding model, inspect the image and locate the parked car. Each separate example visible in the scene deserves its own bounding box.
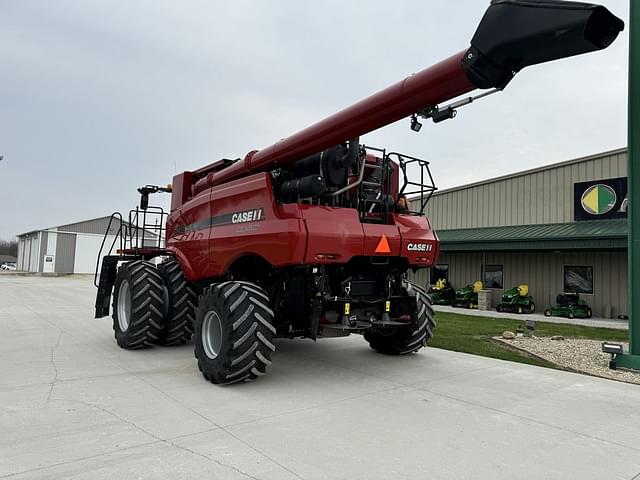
[1,262,16,271]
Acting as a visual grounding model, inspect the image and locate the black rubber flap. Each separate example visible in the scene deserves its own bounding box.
[463,0,624,89]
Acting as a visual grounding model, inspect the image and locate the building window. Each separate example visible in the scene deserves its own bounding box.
[564,265,594,294]
[430,264,449,284]
[482,264,503,289]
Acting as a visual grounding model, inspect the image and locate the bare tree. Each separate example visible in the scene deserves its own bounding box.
[0,239,18,257]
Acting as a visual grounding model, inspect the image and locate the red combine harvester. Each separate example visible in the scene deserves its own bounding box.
[95,0,623,384]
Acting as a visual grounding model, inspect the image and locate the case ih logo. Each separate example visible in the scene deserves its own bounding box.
[407,243,432,252]
[231,208,264,224]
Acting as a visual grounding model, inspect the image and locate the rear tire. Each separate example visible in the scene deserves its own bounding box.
[586,308,592,318]
[157,260,197,345]
[365,280,435,355]
[112,261,165,349]
[194,281,276,384]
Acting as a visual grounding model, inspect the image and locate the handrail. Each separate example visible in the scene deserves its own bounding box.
[94,212,123,287]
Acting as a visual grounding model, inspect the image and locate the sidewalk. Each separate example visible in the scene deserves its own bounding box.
[433,304,629,330]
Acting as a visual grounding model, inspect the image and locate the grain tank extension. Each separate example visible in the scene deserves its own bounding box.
[94,1,623,384]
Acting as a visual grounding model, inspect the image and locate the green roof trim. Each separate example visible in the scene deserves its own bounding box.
[437,219,627,252]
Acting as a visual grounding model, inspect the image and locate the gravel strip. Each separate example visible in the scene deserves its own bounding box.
[494,336,640,385]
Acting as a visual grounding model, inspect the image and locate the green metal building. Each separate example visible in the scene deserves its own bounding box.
[411,148,629,319]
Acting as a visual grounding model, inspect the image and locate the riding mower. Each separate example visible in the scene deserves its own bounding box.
[428,278,456,305]
[496,284,535,314]
[544,292,592,319]
[453,281,483,309]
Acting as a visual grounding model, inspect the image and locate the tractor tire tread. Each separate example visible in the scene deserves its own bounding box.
[157,260,197,346]
[112,260,165,350]
[195,281,275,385]
[364,280,435,355]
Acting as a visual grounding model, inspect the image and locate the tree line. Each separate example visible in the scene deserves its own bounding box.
[0,239,18,257]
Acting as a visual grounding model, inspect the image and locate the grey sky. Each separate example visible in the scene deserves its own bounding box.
[0,0,629,239]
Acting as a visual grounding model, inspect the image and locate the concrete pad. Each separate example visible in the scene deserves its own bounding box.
[1,275,639,480]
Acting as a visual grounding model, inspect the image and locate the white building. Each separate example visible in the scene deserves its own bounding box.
[16,216,160,274]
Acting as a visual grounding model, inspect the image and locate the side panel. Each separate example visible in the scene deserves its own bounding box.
[209,174,306,275]
[166,189,213,280]
[362,223,401,257]
[168,173,307,280]
[394,214,439,267]
[301,206,364,264]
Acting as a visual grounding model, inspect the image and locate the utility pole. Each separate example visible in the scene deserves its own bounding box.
[615,0,640,370]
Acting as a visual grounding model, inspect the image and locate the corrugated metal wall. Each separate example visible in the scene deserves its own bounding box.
[38,231,48,272]
[421,149,627,229]
[56,217,119,235]
[55,233,76,273]
[410,250,628,318]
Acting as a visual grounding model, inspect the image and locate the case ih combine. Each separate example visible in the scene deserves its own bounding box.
[94,0,622,384]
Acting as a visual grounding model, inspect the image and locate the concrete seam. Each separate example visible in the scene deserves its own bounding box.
[0,440,164,479]
[126,373,293,480]
[53,399,260,480]
[418,386,640,453]
[225,384,404,430]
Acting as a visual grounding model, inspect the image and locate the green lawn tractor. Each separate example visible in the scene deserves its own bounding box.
[496,284,535,314]
[544,292,592,319]
[453,280,483,309]
[428,278,456,305]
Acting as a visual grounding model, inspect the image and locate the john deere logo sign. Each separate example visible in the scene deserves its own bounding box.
[580,184,617,215]
[574,177,627,221]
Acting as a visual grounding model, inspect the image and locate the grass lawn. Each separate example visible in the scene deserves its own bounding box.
[429,311,628,369]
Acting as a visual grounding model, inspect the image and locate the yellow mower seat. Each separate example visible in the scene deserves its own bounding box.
[473,280,484,293]
[517,284,529,296]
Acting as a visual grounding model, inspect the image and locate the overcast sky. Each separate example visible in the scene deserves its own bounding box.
[0,0,629,239]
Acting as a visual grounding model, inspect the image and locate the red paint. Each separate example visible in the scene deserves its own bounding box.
[167,171,439,281]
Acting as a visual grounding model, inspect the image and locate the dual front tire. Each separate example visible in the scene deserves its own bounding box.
[112,260,196,349]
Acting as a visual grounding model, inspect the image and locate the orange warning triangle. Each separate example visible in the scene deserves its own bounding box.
[375,234,391,254]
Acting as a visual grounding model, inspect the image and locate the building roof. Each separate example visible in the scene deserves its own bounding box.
[17,215,160,239]
[429,147,627,198]
[437,219,627,252]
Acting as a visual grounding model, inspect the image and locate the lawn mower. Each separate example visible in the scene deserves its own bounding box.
[544,292,592,319]
[428,278,456,305]
[453,281,483,309]
[496,285,535,314]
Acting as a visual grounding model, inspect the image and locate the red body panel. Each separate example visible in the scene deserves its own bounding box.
[301,206,364,264]
[167,172,439,281]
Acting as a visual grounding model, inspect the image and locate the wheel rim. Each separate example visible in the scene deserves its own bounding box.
[117,279,131,332]
[202,311,223,359]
